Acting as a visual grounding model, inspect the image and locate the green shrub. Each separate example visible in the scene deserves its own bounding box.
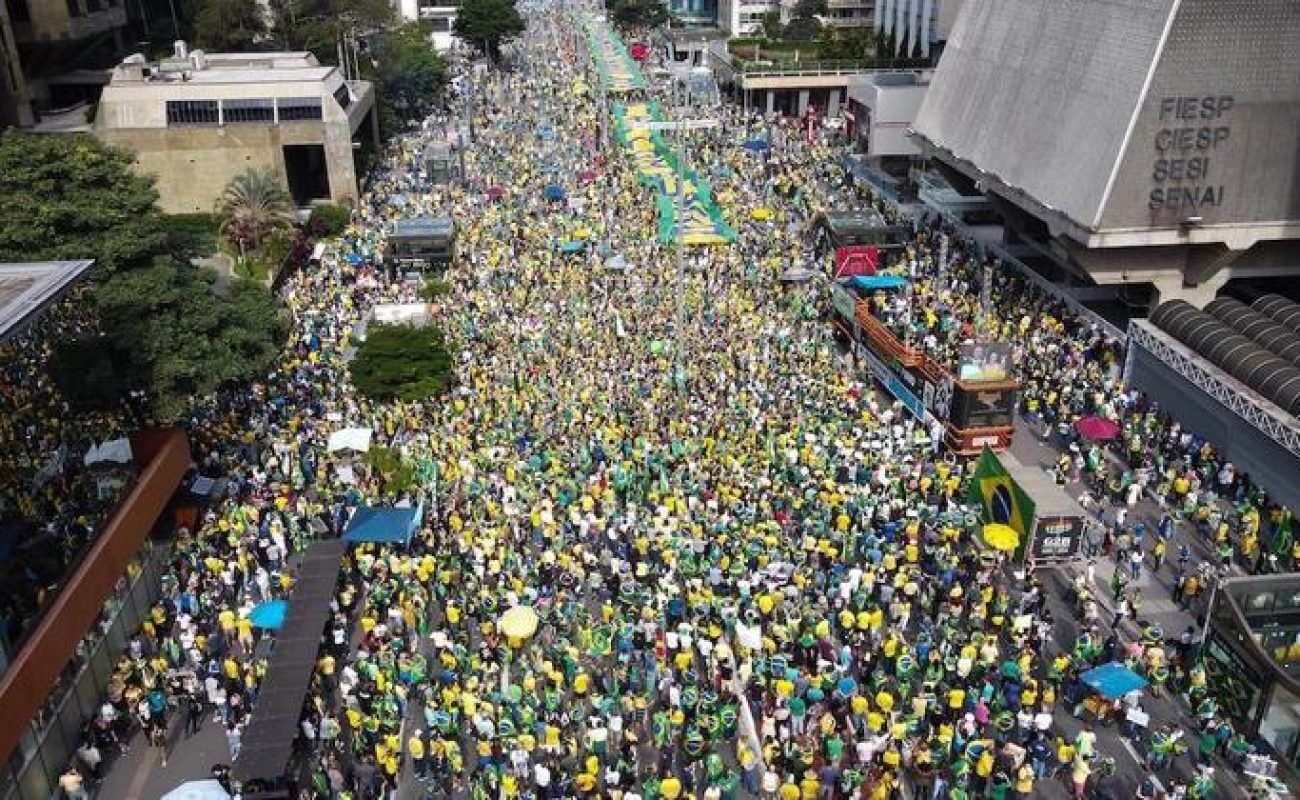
[307,203,352,237]
[162,212,222,258]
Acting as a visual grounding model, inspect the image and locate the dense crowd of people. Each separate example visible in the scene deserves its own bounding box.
[9,6,1291,800]
[0,294,145,659]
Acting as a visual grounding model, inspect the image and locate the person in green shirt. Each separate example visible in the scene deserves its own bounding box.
[825,734,844,762]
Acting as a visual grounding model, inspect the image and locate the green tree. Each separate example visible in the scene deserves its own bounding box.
[454,0,524,61]
[759,11,781,40]
[792,0,826,17]
[194,0,269,52]
[782,15,821,40]
[350,322,455,402]
[419,278,452,302]
[0,132,167,272]
[817,24,876,60]
[362,445,418,496]
[95,260,285,420]
[217,167,296,255]
[271,0,393,58]
[610,0,667,27]
[374,23,449,125]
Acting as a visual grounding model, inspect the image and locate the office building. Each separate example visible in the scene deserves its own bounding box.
[911,0,1300,306]
[94,46,379,213]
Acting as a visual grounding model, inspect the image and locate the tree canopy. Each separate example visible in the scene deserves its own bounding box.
[373,23,450,129]
[94,260,286,420]
[610,0,667,28]
[454,0,525,61]
[350,322,455,402]
[193,0,269,52]
[0,132,167,272]
[817,24,877,60]
[0,130,288,420]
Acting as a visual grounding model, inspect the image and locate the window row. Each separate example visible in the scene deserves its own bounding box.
[165,97,324,126]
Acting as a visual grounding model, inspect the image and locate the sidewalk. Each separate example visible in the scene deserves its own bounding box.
[93,714,231,800]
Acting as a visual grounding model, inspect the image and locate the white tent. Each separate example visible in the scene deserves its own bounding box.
[83,438,133,467]
[160,780,231,800]
[327,427,373,453]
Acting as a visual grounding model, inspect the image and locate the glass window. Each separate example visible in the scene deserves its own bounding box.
[223,98,275,123]
[333,85,352,110]
[278,97,323,121]
[165,100,219,125]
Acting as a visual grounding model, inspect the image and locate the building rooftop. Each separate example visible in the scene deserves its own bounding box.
[107,45,337,89]
[0,261,96,342]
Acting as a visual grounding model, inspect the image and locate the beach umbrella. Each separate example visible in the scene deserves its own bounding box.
[742,138,770,152]
[579,169,599,183]
[543,184,566,202]
[1076,415,1121,441]
[559,240,585,253]
[537,125,555,140]
[248,599,288,630]
[161,780,231,800]
[780,267,816,283]
[981,523,1019,552]
[487,186,505,201]
[499,605,540,642]
[751,207,774,221]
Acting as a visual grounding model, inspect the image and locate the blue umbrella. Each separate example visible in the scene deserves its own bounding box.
[537,125,555,140]
[560,240,585,253]
[345,253,363,265]
[248,599,288,630]
[1081,661,1148,699]
[742,138,770,152]
[544,184,566,202]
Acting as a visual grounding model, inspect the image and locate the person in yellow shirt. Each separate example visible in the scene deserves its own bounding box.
[1015,761,1034,797]
[407,731,426,779]
[778,776,800,800]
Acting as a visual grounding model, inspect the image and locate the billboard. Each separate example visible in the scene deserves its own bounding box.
[1030,515,1085,566]
[957,342,1012,382]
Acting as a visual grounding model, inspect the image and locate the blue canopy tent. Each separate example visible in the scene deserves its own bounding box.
[248,600,288,630]
[1081,662,1148,699]
[343,504,424,546]
[847,274,909,291]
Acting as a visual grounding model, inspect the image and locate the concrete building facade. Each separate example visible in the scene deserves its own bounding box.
[94,47,378,214]
[845,71,928,157]
[0,0,32,127]
[911,0,1300,305]
[395,0,459,51]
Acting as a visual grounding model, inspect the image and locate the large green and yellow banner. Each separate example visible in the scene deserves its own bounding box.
[583,16,734,246]
[612,101,735,246]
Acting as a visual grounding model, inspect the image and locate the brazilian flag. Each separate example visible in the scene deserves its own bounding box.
[967,447,1036,562]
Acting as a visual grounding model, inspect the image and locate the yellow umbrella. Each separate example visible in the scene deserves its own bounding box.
[982,523,1020,552]
[499,605,540,642]
[751,207,774,221]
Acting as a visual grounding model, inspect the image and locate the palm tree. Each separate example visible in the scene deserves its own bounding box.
[216,167,296,257]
